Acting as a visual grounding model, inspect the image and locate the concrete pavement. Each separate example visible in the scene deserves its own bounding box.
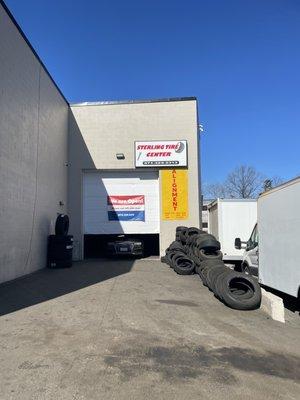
[0,259,299,399]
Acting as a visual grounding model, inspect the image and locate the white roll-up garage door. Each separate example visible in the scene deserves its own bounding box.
[83,171,160,234]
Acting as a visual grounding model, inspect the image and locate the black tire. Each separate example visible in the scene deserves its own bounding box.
[179,230,188,245]
[188,252,201,266]
[173,256,195,275]
[195,235,221,251]
[172,251,188,263]
[167,250,187,268]
[198,249,223,262]
[166,250,180,267]
[214,269,231,300]
[200,265,212,286]
[55,214,69,236]
[169,241,186,252]
[176,226,188,234]
[218,271,262,310]
[175,226,188,241]
[206,265,227,291]
[186,234,199,247]
[198,258,224,271]
[187,227,203,237]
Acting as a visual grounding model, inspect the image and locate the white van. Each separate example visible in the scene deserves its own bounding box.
[234,223,258,276]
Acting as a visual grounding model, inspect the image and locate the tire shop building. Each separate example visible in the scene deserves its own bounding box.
[0,0,201,283]
[69,100,200,260]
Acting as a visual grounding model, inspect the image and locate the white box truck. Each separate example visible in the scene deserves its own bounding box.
[257,177,300,298]
[208,199,257,262]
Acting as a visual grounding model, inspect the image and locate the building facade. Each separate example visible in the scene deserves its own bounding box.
[69,100,200,258]
[0,1,69,283]
[0,1,201,283]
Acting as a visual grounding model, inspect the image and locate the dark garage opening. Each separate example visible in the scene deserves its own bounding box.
[84,234,160,258]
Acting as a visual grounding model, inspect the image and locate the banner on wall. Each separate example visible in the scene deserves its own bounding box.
[107,195,145,221]
[162,169,188,220]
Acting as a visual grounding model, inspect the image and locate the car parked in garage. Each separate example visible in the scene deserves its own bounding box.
[107,235,144,257]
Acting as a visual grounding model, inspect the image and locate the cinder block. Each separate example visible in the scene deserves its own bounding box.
[261,288,285,323]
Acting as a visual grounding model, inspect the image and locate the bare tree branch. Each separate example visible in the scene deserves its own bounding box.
[203,182,228,199]
[203,166,284,200]
[225,165,265,198]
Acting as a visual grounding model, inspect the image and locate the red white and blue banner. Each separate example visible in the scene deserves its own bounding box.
[107,195,145,221]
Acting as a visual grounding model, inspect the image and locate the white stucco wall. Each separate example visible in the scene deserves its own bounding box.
[0,3,69,283]
[69,99,200,257]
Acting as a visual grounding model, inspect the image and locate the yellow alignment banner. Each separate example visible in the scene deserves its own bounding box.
[162,169,188,220]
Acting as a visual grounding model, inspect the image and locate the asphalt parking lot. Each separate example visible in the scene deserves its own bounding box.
[0,258,299,400]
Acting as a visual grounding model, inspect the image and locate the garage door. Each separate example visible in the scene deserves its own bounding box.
[83,171,160,234]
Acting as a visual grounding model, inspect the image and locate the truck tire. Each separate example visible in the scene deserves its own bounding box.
[218,271,262,310]
[200,265,214,286]
[214,269,231,300]
[55,214,69,236]
[198,258,224,271]
[198,249,223,262]
[166,250,179,267]
[179,230,188,245]
[206,265,227,291]
[176,226,188,241]
[173,256,195,275]
[195,235,221,251]
[169,241,185,252]
[187,227,204,236]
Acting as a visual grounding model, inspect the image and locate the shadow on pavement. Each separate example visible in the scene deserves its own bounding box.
[0,259,135,317]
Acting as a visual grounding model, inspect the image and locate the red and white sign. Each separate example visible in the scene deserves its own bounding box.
[135,140,187,167]
[107,195,145,221]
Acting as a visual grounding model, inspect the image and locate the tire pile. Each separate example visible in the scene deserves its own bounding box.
[161,226,261,310]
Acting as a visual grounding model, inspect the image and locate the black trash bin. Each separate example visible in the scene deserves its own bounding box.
[47,234,73,268]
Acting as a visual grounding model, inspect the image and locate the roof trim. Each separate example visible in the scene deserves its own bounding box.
[207,198,257,209]
[259,176,300,199]
[0,0,68,105]
[70,97,197,107]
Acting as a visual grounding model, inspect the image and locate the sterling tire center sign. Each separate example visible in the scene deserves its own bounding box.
[134,140,187,167]
[134,140,189,221]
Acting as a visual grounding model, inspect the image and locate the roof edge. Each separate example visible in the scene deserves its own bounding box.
[258,176,300,199]
[0,0,69,105]
[70,97,197,107]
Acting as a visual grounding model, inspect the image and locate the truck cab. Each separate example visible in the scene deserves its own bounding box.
[235,223,258,276]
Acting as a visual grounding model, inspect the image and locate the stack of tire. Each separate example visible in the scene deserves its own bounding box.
[162,226,261,310]
[47,214,73,268]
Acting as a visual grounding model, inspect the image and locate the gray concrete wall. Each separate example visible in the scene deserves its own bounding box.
[0,3,69,283]
[69,100,200,257]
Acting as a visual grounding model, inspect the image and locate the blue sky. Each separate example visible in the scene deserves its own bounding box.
[5,0,300,185]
